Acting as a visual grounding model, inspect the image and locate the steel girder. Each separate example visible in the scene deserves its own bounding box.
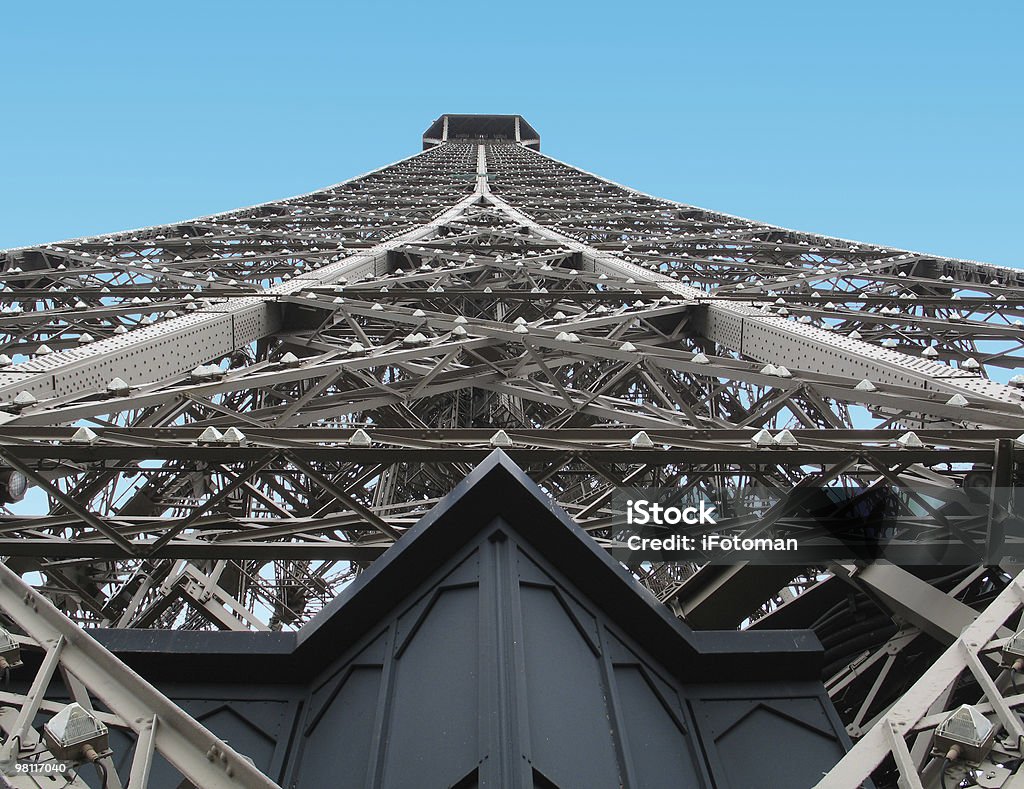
[815,567,1024,789]
[0,560,279,788]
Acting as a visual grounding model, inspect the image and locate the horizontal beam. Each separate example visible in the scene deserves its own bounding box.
[0,537,389,560]
[0,425,1017,445]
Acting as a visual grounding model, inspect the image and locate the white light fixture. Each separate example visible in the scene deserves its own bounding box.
[933,704,995,763]
[42,702,110,763]
[0,627,22,672]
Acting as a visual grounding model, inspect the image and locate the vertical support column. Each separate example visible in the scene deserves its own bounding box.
[514,117,521,143]
[477,144,488,191]
[442,115,449,141]
[479,529,532,789]
[986,438,1015,565]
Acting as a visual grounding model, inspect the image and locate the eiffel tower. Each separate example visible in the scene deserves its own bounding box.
[0,114,1021,787]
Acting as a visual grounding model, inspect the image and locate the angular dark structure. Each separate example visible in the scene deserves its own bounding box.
[77,451,844,788]
[0,115,1021,787]
[422,114,540,150]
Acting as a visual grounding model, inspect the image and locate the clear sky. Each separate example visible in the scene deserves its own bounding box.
[2,1,1021,267]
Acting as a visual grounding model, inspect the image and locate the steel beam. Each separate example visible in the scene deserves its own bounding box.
[0,561,280,788]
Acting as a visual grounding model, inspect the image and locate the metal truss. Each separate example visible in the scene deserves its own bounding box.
[0,118,1021,785]
[0,560,278,788]
[817,566,1024,789]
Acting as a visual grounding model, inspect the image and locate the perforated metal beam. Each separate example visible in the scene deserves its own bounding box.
[0,151,483,411]
[486,164,1019,408]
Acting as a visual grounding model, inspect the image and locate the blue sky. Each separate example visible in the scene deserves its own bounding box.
[2,1,1021,267]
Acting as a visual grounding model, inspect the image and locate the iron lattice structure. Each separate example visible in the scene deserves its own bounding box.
[0,114,1022,787]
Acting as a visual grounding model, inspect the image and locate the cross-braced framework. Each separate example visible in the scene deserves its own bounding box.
[0,115,1021,786]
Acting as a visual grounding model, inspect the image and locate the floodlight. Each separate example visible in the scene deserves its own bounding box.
[933,704,995,763]
[41,702,110,763]
[0,627,21,671]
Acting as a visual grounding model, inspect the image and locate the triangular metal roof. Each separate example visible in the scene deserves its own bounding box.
[96,450,822,684]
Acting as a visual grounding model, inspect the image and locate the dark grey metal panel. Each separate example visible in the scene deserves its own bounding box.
[285,519,703,788]
[519,584,621,787]
[615,666,704,789]
[690,686,852,788]
[139,694,297,788]
[382,586,480,788]
[300,666,382,788]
